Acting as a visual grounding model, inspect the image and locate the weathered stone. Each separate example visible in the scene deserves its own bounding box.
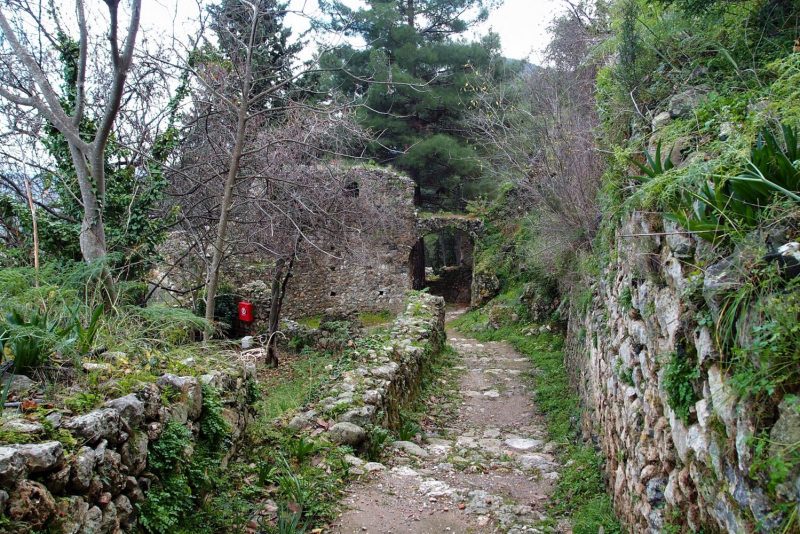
[8,441,64,473]
[668,86,709,119]
[44,464,72,494]
[0,489,8,514]
[120,430,148,477]
[113,494,133,525]
[362,389,382,405]
[83,505,103,533]
[369,362,399,380]
[0,446,28,488]
[2,417,44,435]
[136,383,162,420]
[7,480,56,529]
[652,111,671,131]
[105,394,145,428]
[0,373,36,394]
[46,496,89,534]
[97,450,127,496]
[339,405,377,427]
[703,257,744,320]
[392,441,429,457]
[157,374,203,420]
[504,438,543,451]
[287,410,318,431]
[364,462,387,472]
[329,422,367,446]
[771,396,800,499]
[82,362,110,372]
[63,409,121,444]
[69,446,96,491]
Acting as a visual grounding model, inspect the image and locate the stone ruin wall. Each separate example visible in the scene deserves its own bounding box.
[229,168,418,327]
[565,212,796,533]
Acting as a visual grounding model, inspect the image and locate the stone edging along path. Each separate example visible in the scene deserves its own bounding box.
[331,310,568,534]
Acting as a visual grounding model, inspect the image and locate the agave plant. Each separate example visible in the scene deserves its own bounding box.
[731,123,800,204]
[628,139,676,182]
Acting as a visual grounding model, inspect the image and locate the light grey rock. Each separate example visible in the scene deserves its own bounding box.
[2,418,44,435]
[63,409,121,444]
[504,438,544,451]
[105,394,145,428]
[464,490,503,515]
[369,362,399,380]
[0,447,27,488]
[157,374,203,420]
[362,390,382,405]
[392,440,429,457]
[771,396,800,499]
[288,410,318,431]
[519,454,558,471]
[703,257,744,321]
[344,454,364,467]
[0,374,36,394]
[45,411,63,428]
[82,362,110,372]
[329,422,367,446]
[82,505,103,534]
[652,111,671,131]
[668,86,709,119]
[8,441,63,473]
[70,446,96,491]
[364,462,387,472]
[339,405,377,427]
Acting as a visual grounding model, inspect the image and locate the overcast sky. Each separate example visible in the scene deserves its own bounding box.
[141,0,565,63]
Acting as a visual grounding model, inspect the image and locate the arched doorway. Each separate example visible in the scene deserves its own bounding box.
[408,226,474,305]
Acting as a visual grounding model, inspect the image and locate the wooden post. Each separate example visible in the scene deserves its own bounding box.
[23,179,39,286]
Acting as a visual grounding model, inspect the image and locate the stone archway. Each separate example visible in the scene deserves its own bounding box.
[409,215,484,306]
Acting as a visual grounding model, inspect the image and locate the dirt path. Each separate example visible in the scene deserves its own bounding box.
[332,310,567,534]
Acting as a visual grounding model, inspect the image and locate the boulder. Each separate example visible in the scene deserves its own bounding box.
[97,450,127,496]
[288,410,318,432]
[44,464,71,494]
[668,86,709,119]
[46,496,89,534]
[0,374,36,395]
[2,417,44,435]
[652,111,671,131]
[120,430,149,476]
[8,441,64,473]
[63,409,121,444]
[69,446,96,491]
[114,493,134,525]
[136,383,162,420]
[339,406,377,427]
[0,489,7,514]
[6,480,56,530]
[105,394,145,428]
[0,447,28,488]
[329,422,367,447]
[157,374,203,420]
[392,441,429,458]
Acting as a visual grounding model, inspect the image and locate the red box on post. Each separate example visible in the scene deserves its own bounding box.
[239,301,254,322]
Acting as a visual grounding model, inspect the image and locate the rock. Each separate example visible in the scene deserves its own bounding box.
[2,418,44,435]
[45,411,63,428]
[0,489,7,514]
[652,111,671,131]
[136,383,162,420]
[364,462,387,472]
[47,495,89,534]
[120,430,149,476]
[0,447,28,488]
[519,454,558,471]
[703,257,744,321]
[719,122,734,141]
[288,410,318,431]
[771,396,800,499]
[464,490,503,515]
[69,446,96,491]
[6,480,56,530]
[157,374,203,420]
[362,390,382,405]
[329,422,367,446]
[63,409,121,444]
[504,438,544,451]
[392,441,429,457]
[114,494,133,525]
[82,362,110,372]
[369,363,399,380]
[0,374,36,394]
[344,454,364,467]
[8,441,64,473]
[668,86,709,119]
[44,463,71,494]
[105,394,145,428]
[339,406,377,427]
[83,505,103,533]
[418,479,451,496]
[646,478,667,506]
[97,450,127,496]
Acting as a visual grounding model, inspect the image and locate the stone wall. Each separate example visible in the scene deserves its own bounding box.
[0,362,254,533]
[565,212,795,533]
[285,292,446,447]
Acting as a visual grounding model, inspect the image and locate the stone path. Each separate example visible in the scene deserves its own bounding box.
[333,311,567,534]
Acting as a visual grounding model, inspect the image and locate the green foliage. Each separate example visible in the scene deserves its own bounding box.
[286,436,320,463]
[69,304,104,355]
[366,426,390,462]
[64,392,102,414]
[3,307,72,374]
[199,384,231,450]
[397,414,422,442]
[628,140,675,183]
[663,346,700,423]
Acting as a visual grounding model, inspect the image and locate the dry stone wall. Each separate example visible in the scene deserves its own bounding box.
[0,362,254,533]
[566,212,795,533]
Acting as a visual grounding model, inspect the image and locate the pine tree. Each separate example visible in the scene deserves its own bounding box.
[319,0,508,209]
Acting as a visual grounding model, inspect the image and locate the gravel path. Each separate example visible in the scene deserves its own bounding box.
[332,310,567,534]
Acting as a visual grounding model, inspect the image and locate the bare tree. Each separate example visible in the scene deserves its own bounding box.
[0,0,143,297]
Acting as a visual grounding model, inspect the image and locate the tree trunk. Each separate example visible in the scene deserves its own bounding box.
[266,253,295,368]
[410,237,426,290]
[407,0,415,27]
